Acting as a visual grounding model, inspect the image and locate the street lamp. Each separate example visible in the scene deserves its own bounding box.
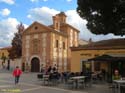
[7,58,10,70]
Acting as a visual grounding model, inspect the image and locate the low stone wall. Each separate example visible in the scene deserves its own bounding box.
[10,58,22,70]
[0,58,22,71]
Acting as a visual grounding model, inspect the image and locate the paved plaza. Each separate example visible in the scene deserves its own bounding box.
[0,69,112,93]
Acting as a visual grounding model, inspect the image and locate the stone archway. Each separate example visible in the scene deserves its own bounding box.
[31,57,40,72]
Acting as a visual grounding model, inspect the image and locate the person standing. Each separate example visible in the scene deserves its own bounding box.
[13,66,22,84]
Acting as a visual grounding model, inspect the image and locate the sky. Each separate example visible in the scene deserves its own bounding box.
[0,0,124,48]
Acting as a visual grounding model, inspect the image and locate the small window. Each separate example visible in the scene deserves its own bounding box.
[95,54,99,57]
[63,42,65,49]
[56,40,58,48]
[34,26,38,30]
[56,23,58,29]
[94,62,100,71]
[2,53,4,56]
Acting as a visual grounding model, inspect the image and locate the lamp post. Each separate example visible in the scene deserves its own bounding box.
[7,58,10,70]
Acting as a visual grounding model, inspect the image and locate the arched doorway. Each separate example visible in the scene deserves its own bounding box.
[31,57,40,72]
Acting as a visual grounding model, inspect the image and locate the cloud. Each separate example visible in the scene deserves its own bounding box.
[65,10,89,39]
[30,0,48,2]
[30,0,39,2]
[0,8,11,16]
[0,0,15,5]
[0,18,28,47]
[0,18,19,47]
[27,7,59,25]
[27,6,125,42]
[67,0,72,2]
[43,0,48,1]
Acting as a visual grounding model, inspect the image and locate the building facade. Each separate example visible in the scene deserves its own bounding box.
[70,38,125,74]
[22,12,79,72]
[0,46,11,69]
[0,46,11,61]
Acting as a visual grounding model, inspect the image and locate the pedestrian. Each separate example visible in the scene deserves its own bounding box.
[52,64,57,73]
[13,66,22,84]
[40,64,45,74]
[47,66,52,74]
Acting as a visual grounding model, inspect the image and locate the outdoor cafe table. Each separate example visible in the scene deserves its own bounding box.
[113,80,125,93]
[70,76,86,88]
[43,74,50,85]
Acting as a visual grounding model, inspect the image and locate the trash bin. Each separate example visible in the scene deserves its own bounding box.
[37,74,43,79]
[120,85,125,93]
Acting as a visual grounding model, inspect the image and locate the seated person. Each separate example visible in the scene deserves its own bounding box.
[112,69,121,80]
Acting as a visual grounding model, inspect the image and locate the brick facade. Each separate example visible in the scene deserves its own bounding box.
[22,12,79,72]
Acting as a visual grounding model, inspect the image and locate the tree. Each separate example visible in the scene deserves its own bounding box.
[77,0,125,36]
[1,53,6,62]
[1,53,6,68]
[8,23,24,59]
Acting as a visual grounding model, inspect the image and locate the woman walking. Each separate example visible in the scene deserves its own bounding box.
[13,66,22,84]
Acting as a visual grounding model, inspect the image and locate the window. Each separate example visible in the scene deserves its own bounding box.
[2,53,4,56]
[56,40,58,48]
[34,26,38,30]
[56,23,58,30]
[94,62,100,71]
[95,54,99,57]
[32,39,39,53]
[63,42,65,49]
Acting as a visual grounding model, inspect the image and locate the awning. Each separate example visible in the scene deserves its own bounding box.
[88,54,125,62]
[106,53,125,57]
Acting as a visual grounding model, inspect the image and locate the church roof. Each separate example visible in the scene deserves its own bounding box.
[23,12,79,36]
[62,23,80,32]
[71,38,125,51]
[23,21,68,37]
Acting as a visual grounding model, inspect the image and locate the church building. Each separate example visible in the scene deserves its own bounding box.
[22,12,80,72]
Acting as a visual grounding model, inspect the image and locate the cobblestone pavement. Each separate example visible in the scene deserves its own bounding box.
[0,69,112,93]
